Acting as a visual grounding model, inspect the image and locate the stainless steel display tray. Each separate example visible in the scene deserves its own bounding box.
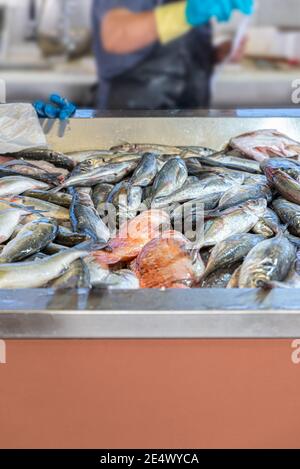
[1,110,300,339]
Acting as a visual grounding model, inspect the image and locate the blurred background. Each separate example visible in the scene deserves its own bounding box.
[0,0,300,109]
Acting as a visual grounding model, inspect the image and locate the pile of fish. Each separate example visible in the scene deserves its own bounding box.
[1,128,300,289]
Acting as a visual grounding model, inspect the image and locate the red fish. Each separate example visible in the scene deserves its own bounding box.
[132,231,204,289]
[93,209,170,265]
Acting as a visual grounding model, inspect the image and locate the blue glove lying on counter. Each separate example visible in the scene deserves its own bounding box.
[33,94,76,120]
[186,0,254,25]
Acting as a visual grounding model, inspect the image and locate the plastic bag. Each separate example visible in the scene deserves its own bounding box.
[0,103,48,154]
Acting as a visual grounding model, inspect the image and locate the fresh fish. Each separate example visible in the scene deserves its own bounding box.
[43,243,68,255]
[52,160,138,191]
[198,154,262,174]
[264,167,300,205]
[151,158,188,200]
[171,194,221,226]
[261,158,300,181]
[0,208,30,243]
[66,150,117,163]
[110,143,182,155]
[151,174,243,209]
[96,270,140,289]
[204,233,264,278]
[0,247,90,288]
[56,226,87,247]
[272,198,300,237]
[84,255,109,286]
[180,146,217,158]
[217,183,272,211]
[72,153,140,175]
[202,199,267,248]
[132,231,204,288]
[0,218,57,263]
[200,263,240,288]
[10,196,69,222]
[10,149,75,171]
[70,188,110,243]
[0,176,49,197]
[130,153,158,187]
[49,259,90,289]
[92,183,114,211]
[93,209,170,265]
[239,233,296,288]
[230,129,300,162]
[0,160,61,185]
[252,208,281,238]
[23,190,72,208]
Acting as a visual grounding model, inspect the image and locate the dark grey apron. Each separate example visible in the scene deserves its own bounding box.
[105,23,214,110]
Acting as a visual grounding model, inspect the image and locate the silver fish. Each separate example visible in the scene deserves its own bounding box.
[95,270,140,289]
[239,233,296,288]
[0,218,57,263]
[0,208,30,244]
[53,160,138,191]
[204,233,265,278]
[151,158,188,200]
[272,198,300,237]
[0,248,90,288]
[23,190,72,208]
[49,259,90,289]
[218,183,272,211]
[0,176,49,197]
[152,174,243,209]
[252,208,281,238]
[70,188,110,243]
[130,153,158,187]
[202,199,267,248]
[84,255,109,286]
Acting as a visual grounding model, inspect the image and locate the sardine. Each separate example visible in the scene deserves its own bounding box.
[218,183,272,211]
[23,190,72,208]
[11,196,69,222]
[10,149,75,171]
[0,160,61,185]
[49,259,90,289]
[239,233,296,288]
[92,183,114,210]
[110,143,182,155]
[0,247,90,288]
[56,226,87,247]
[0,208,30,243]
[151,158,188,200]
[96,270,140,289]
[0,176,49,197]
[0,218,57,263]
[252,208,281,238]
[204,233,264,278]
[264,167,300,205]
[272,198,300,237]
[202,199,267,248]
[52,160,138,191]
[151,174,243,209]
[130,153,158,187]
[70,188,110,243]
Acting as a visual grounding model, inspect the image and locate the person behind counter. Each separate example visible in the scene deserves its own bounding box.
[92,0,253,110]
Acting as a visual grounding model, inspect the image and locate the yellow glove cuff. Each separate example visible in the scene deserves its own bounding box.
[155,1,192,45]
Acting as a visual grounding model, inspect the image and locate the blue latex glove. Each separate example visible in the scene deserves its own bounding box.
[186,0,254,25]
[33,94,76,120]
